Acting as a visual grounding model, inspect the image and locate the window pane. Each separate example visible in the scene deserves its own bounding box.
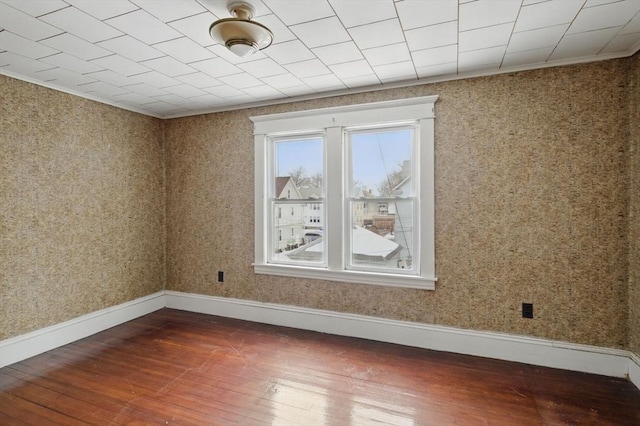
[271,201,324,264]
[350,128,413,198]
[271,136,324,265]
[349,200,415,271]
[274,137,323,199]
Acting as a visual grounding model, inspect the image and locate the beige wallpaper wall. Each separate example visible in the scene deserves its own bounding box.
[0,75,165,340]
[165,57,635,349]
[630,56,640,356]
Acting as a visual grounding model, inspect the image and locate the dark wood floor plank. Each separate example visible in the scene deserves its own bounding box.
[1,308,639,425]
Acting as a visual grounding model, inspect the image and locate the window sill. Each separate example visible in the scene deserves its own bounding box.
[253,264,436,290]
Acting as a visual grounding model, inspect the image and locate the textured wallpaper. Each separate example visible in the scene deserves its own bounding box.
[629,56,640,356]
[0,75,165,340]
[165,57,635,349]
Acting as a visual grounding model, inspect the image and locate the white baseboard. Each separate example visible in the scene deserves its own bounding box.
[165,291,634,381]
[2,290,638,393]
[0,291,165,368]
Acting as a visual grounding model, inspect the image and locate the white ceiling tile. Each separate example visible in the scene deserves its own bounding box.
[285,59,330,78]
[106,10,184,45]
[36,67,97,86]
[1,0,68,17]
[140,56,196,77]
[507,24,569,53]
[329,0,396,28]
[459,45,505,71]
[514,0,583,32]
[0,31,60,59]
[362,43,411,67]
[78,81,130,96]
[40,7,123,43]
[65,0,139,20]
[221,93,257,103]
[128,71,180,88]
[312,41,363,65]
[584,0,625,7]
[242,84,284,100]
[263,0,334,25]
[459,0,521,31]
[416,61,457,79]
[341,73,381,89]
[113,91,158,105]
[0,5,64,41]
[405,21,457,52]
[83,69,131,87]
[261,73,304,88]
[502,47,554,67]
[184,94,225,107]
[601,32,640,53]
[329,60,374,80]
[373,61,416,83]
[153,37,213,63]
[97,35,164,62]
[160,83,207,98]
[551,26,622,59]
[411,44,458,68]
[568,1,640,34]
[122,82,170,97]
[200,0,270,20]
[153,93,193,107]
[619,12,640,35]
[169,12,218,46]
[301,73,346,92]
[238,58,287,77]
[256,14,297,43]
[132,0,207,22]
[41,33,113,60]
[265,40,315,64]
[396,0,458,30]
[348,19,405,50]
[0,52,56,76]
[189,57,241,77]
[41,52,104,74]
[218,72,263,89]
[290,16,351,48]
[278,84,313,97]
[459,22,514,52]
[176,72,222,88]
[90,54,151,76]
[203,84,244,97]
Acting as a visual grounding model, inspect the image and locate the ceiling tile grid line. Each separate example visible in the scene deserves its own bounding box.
[0,0,638,118]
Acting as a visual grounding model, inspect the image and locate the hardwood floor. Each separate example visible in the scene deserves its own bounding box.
[1,309,639,425]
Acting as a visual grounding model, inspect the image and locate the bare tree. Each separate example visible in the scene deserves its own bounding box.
[376,163,406,197]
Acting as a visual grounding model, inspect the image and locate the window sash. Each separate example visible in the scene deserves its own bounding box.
[252,96,437,289]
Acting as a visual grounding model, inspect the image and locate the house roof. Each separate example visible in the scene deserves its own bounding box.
[275,176,291,199]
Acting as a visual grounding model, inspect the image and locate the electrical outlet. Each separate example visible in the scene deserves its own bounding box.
[522,303,533,319]
[218,271,224,282]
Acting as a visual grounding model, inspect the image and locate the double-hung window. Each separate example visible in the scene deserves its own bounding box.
[252,96,437,289]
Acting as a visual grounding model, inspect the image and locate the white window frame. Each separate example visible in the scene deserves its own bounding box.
[251,96,438,290]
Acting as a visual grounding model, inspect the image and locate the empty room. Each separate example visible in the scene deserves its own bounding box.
[1,0,640,424]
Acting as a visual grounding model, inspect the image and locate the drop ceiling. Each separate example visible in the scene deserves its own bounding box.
[1,0,638,119]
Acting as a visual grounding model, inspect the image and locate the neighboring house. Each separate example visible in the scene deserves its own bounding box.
[298,187,323,230]
[274,177,305,252]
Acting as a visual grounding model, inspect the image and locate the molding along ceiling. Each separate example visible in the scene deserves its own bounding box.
[0,0,639,119]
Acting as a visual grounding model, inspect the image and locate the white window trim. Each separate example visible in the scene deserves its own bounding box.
[251,96,438,290]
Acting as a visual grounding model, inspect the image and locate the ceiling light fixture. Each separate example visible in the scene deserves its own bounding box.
[209,1,273,57]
